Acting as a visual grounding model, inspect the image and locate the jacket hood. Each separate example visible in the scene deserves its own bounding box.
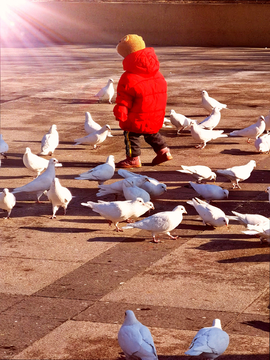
[123,47,160,75]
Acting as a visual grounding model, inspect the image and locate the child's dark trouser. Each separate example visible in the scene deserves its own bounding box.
[124,131,167,157]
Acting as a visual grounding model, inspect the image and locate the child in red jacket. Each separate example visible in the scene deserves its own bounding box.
[113,34,172,168]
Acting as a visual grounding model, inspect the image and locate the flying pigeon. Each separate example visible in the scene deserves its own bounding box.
[84,111,113,137]
[95,78,114,104]
[118,169,167,198]
[12,158,59,202]
[39,124,59,156]
[0,134,9,158]
[0,188,16,219]
[122,205,187,243]
[187,197,229,227]
[198,107,222,130]
[189,182,229,202]
[118,310,158,360]
[75,155,115,185]
[201,90,227,113]
[81,197,153,232]
[254,133,270,153]
[185,319,229,359]
[227,211,269,228]
[44,177,72,219]
[229,116,266,143]
[177,165,216,183]
[170,109,197,134]
[74,124,111,148]
[243,223,270,244]
[23,147,62,177]
[190,122,227,149]
[122,178,151,203]
[96,176,149,198]
[216,160,256,189]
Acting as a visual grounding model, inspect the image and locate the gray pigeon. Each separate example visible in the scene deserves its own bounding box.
[185,319,229,359]
[201,90,227,113]
[189,182,229,202]
[44,178,72,219]
[95,78,114,104]
[216,160,256,189]
[39,124,59,155]
[12,158,59,202]
[229,116,266,143]
[0,188,16,219]
[123,205,187,243]
[118,310,158,360]
[74,124,111,148]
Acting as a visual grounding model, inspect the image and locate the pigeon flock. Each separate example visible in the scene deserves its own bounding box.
[1,80,269,359]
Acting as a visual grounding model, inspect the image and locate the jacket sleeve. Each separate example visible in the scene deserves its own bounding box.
[113,74,134,122]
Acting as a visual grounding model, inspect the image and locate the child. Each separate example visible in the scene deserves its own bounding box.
[113,34,172,168]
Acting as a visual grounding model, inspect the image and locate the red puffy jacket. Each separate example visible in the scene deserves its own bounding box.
[113,47,167,134]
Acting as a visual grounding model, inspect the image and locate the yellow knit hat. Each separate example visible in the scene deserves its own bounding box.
[116,34,146,58]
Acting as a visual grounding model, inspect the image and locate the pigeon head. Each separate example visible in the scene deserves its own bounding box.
[212,319,222,329]
[49,158,59,165]
[123,310,139,325]
[25,147,31,153]
[116,34,146,58]
[3,188,9,195]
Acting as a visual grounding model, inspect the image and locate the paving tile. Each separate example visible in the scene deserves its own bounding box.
[0,294,26,313]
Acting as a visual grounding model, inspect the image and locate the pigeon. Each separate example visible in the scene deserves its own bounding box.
[254,133,270,153]
[189,182,229,202]
[44,178,72,219]
[227,211,269,228]
[118,310,158,360]
[74,124,111,148]
[122,205,187,243]
[187,197,229,227]
[75,155,115,185]
[170,109,197,134]
[198,107,222,130]
[122,178,151,203]
[0,134,9,158]
[0,188,16,219]
[264,110,270,133]
[118,169,167,198]
[84,111,113,137]
[190,122,227,149]
[243,223,270,244]
[12,158,59,202]
[177,165,216,183]
[216,160,256,189]
[23,147,62,177]
[95,78,114,104]
[201,90,227,113]
[39,124,59,156]
[96,176,149,198]
[229,116,266,143]
[265,186,270,203]
[81,198,153,232]
[162,117,173,128]
[185,319,229,359]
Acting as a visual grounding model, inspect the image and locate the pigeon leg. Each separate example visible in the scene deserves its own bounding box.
[126,218,135,223]
[151,235,161,243]
[167,232,178,240]
[114,223,123,232]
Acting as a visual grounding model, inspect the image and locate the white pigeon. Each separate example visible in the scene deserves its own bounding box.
[84,111,113,137]
[118,310,158,360]
[96,176,149,198]
[75,155,115,185]
[23,147,62,177]
[216,160,256,189]
[265,186,270,203]
[162,117,173,128]
[0,134,9,158]
[81,198,153,232]
[198,107,222,130]
[12,158,59,202]
[185,319,229,359]
[177,165,216,183]
[95,78,114,104]
[201,90,227,113]
[189,182,229,202]
[227,211,269,228]
[243,223,270,244]
[39,124,59,156]
[264,110,270,133]
[229,116,266,143]
[74,124,111,148]
[254,133,270,153]
[122,178,151,203]
[122,205,187,243]
[44,178,72,219]
[190,122,227,149]
[187,197,229,227]
[118,169,167,198]
[170,109,197,134]
[0,188,16,219]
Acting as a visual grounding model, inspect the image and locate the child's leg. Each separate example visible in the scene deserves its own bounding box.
[116,131,142,168]
[144,133,172,165]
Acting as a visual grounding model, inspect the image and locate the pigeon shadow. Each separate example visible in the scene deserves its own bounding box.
[220,148,259,156]
[242,320,270,333]
[19,226,96,234]
[218,253,270,263]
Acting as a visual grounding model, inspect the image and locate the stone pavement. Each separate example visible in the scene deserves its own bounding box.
[0,46,269,359]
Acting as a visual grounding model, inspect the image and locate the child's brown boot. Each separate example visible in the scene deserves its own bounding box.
[116,156,142,168]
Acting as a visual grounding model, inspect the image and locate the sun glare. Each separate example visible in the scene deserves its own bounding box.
[0,0,27,18]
